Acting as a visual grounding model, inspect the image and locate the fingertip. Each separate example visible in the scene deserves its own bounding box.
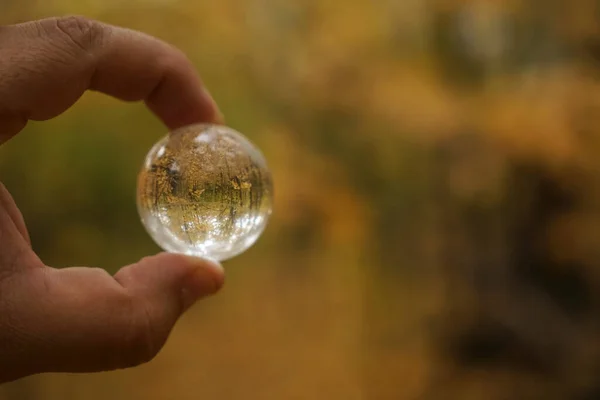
[175,254,225,309]
[199,87,225,125]
[136,252,224,310]
[143,57,223,130]
[146,86,223,130]
[177,254,225,286]
[153,252,223,276]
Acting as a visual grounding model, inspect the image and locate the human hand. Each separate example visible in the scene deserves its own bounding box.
[0,16,225,383]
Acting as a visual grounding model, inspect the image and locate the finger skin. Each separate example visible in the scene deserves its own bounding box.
[0,15,223,141]
[0,183,36,280]
[0,182,30,245]
[0,253,223,382]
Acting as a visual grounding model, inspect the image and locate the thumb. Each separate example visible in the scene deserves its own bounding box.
[109,252,225,366]
[3,253,224,380]
[114,252,225,315]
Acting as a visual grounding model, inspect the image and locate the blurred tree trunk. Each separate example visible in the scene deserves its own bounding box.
[430,132,598,398]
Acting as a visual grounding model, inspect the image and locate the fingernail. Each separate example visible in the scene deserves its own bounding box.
[180,256,224,310]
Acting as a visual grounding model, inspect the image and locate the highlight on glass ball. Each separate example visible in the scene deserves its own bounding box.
[136,124,273,262]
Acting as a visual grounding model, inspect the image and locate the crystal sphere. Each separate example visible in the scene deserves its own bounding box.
[136,124,273,261]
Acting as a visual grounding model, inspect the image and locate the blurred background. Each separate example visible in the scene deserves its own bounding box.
[2,0,600,399]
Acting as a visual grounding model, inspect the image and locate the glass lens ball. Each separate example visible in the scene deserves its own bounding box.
[136,124,273,261]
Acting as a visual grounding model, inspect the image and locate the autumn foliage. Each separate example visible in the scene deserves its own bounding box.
[2,1,600,399]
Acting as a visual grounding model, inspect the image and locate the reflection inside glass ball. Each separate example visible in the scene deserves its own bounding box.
[137,124,273,261]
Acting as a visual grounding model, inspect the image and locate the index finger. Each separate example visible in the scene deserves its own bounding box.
[0,16,223,138]
[89,20,224,129]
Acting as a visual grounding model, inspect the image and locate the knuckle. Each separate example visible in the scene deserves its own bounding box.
[52,15,103,52]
